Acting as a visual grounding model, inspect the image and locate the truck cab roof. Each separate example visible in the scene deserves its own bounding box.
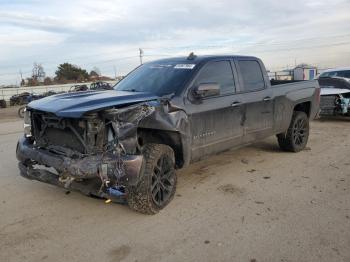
[151,55,260,65]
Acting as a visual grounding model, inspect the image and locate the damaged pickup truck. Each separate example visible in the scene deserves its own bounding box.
[317,68,350,116]
[16,55,320,214]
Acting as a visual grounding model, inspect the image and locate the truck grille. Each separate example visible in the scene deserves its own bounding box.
[320,95,336,115]
[43,127,85,153]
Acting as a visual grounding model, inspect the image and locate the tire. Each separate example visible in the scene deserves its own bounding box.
[0,100,6,108]
[277,111,309,152]
[127,144,177,214]
[18,106,25,118]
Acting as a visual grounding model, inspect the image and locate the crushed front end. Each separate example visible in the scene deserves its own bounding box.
[16,104,154,202]
[320,89,350,116]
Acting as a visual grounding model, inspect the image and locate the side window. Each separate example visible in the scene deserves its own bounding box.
[337,70,350,78]
[238,60,265,92]
[195,61,235,95]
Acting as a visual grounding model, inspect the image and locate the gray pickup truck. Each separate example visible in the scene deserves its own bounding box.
[17,55,320,214]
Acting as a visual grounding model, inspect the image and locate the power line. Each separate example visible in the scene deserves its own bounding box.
[244,40,350,54]
[1,39,349,78]
[2,33,349,71]
[141,33,350,51]
[0,47,143,70]
[0,55,141,77]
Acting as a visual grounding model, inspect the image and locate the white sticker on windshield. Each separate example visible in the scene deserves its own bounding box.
[174,64,196,69]
[149,64,173,69]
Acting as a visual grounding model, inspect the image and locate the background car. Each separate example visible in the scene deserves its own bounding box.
[317,68,350,116]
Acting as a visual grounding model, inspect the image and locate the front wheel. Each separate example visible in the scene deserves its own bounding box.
[127,144,177,214]
[277,111,309,152]
[18,106,25,118]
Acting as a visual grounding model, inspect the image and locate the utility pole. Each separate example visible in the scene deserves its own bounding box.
[19,70,23,86]
[139,48,144,65]
[113,65,117,80]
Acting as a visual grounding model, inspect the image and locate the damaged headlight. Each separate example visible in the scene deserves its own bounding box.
[23,108,32,137]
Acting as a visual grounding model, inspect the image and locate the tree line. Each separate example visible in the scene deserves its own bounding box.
[22,63,111,86]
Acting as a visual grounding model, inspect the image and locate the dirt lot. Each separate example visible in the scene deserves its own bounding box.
[0,114,349,262]
[0,106,23,123]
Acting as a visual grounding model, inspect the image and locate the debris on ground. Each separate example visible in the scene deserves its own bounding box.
[218,184,241,194]
[329,163,339,169]
[241,158,249,164]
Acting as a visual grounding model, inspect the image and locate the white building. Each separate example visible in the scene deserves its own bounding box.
[293,64,317,80]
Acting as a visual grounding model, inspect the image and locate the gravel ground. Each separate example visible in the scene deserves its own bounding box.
[0,106,23,123]
[0,117,349,262]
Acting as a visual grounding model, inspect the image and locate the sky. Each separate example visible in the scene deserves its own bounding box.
[0,0,350,85]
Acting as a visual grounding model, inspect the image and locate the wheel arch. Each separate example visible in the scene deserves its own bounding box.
[137,128,185,168]
[293,101,311,117]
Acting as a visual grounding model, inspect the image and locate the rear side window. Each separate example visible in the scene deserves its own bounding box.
[319,70,350,78]
[320,71,337,78]
[238,60,265,92]
[334,70,350,78]
[195,61,235,95]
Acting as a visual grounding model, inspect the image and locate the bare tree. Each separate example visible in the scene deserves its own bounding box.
[92,66,101,76]
[32,63,46,82]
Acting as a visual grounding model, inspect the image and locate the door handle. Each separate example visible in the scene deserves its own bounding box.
[263,96,272,101]
[231,101,242,107]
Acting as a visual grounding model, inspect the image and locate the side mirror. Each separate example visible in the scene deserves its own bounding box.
[193,83,220,98]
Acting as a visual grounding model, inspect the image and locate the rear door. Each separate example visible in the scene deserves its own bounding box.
[185,59,244,161]
[234,59,274,142]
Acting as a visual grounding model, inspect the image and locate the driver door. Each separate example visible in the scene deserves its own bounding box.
[185,59,244,161]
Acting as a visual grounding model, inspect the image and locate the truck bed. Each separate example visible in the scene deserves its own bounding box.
[271,80,319,99]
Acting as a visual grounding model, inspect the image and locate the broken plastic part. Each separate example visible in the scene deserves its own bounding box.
[338,97,350,114]
[106,186,125,198]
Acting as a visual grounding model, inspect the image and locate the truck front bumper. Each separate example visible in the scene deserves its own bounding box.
[16,136,144,189]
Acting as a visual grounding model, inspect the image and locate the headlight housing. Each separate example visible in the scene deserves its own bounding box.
[23,108,32,137]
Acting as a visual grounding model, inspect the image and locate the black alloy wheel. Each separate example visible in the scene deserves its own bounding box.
[151,154,176,206]
[292,117,308,146]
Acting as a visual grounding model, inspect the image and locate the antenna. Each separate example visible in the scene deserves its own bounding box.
[187,52,196,60]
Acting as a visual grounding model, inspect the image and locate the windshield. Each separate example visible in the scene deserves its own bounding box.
[319,70,350,78]
[114,61,196,96]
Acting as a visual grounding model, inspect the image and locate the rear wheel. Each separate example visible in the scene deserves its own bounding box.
[277,111,309,152]
[127,144,176,214]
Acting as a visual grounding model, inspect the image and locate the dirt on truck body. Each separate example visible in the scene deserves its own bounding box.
[16,54,320,214]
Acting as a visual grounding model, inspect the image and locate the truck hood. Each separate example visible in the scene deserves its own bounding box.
[28,90,159,118]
